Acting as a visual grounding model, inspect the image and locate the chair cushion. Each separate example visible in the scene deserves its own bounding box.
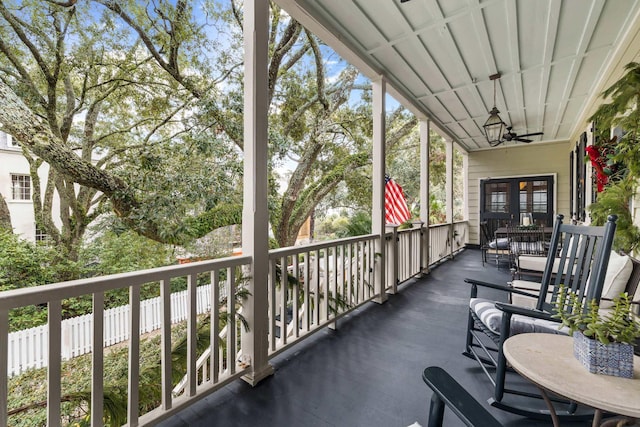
[600,251,633,309]
[470,297,569,336]
[488,238,509,249]
[510,241,545,255]
[517,255,574,274]
[510,279,551,308]
[517,255,547,272]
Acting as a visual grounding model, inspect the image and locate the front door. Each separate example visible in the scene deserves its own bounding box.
[480,176,554,229]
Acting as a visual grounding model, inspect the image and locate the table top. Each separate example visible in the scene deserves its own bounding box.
[503,333,640,418]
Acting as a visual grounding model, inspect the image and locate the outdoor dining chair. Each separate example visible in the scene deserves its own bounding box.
[462,214,618,421]
[480,220,510,267]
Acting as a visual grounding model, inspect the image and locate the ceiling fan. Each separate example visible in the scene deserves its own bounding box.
[492,126,544,146]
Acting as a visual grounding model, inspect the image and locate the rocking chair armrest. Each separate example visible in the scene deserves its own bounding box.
[464,278,540,299]
[464,278,512,293]
[494,302,558,323]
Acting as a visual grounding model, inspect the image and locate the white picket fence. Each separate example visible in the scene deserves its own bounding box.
[7,284,220,377]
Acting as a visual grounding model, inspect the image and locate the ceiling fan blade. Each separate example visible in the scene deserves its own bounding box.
[517,132,543,138]
[515,138,532,143]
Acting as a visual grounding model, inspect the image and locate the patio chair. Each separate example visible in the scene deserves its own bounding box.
[463,214,618,420]
[422,366,502,427]
[480,220,510,267]
[506,225,547,271]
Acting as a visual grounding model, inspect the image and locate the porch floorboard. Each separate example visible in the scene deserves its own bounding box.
[159,249,590,427]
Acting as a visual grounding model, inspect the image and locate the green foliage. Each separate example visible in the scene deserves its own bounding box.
[0,231,53,290]
[588,62,640,253]
[588,177,640,253]
[590,62,640,177]
[0,231,86,330]
[554,285,640,345]
[80,229,173,277]
[335,211,372,238]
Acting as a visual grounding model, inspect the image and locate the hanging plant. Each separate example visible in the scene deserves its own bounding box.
[588,62,640,253]
[589,62,640,176]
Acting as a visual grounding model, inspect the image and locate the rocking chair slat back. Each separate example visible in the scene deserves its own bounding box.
[538,216,618,313]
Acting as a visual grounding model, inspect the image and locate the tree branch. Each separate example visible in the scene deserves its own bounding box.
[306,31,328,111]
[268,19,302,103]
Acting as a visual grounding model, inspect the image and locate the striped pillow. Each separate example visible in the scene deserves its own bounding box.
[470,298,569,336]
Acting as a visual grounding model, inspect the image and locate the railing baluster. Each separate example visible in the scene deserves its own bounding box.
[347,243,353,306]
[48,299,62,427]
[331,247,338,326]
[228,267,236,375]
[92,292,104,427]
[211,270,220,383]
[0,308,8,427]
[268,259,276,351]
[128,285,140,426]
[292,255,300,339]
[314,250,320,326]
[280,255,287,345]
[160,277,172,408]
[324,248,330,322]
[187,273,197,396]
[304,251,310,331]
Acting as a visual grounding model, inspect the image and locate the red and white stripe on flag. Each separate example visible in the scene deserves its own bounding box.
[385,175,411,225]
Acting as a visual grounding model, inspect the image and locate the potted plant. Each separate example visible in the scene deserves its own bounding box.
[554,285,640,378]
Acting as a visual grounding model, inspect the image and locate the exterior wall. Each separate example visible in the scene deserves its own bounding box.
[0,132,62,241]
[467,141,570,245]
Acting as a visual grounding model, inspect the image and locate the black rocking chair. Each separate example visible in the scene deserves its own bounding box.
[463,214,618,421]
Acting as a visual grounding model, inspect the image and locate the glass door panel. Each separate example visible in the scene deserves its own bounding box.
[481,176,554,229]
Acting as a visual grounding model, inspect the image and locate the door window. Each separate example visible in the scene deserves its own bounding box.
[481,176,554,227]
[485,182,510,213]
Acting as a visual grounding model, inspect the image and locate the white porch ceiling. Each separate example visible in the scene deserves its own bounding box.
[274,0,640,152]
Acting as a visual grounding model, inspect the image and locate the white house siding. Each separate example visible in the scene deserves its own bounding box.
[0,137,62,241]
[466,141,570,245]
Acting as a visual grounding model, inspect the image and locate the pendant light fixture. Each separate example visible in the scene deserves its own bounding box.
[483,73,506,146]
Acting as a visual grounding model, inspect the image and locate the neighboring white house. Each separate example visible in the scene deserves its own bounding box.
[0,131,62,242]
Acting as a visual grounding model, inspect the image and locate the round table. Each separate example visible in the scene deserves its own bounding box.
[503,333,640,427]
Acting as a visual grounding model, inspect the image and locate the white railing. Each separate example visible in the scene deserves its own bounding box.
[0,255,251,427]
[428,221,468,266]
[452,221,468,253]
[267,234,378,356]
[429,223,451,265]
[7,284,225,376]
[1,222,468,426]
[397,225,424,282]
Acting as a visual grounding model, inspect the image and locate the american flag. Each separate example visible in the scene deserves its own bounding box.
[385,175,411,225]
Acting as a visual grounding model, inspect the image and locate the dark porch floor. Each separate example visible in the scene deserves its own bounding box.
[159,249,591,427]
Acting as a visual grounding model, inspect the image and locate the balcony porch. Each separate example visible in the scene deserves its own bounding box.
[158,249,584,427]
[2,1,640,426]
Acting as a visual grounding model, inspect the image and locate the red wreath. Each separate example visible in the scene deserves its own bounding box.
[585,145,608,192]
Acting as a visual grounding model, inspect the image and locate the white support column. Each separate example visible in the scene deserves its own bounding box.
[462,149,469,221]
[445,139,454,223]
[445,139,454,258]
[585,123,595,224]
[419,120,430,273]
[372,77,387,304]
[241,0,273,385]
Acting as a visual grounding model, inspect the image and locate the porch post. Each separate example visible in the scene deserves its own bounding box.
[419,120,430,273]
[241,0,273,385]
[445,139,454,259]
[372,77,387,304]
[461,148,468,249]
[386,224,399,294]
[585,124,595,224]
[461,149,468,222]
